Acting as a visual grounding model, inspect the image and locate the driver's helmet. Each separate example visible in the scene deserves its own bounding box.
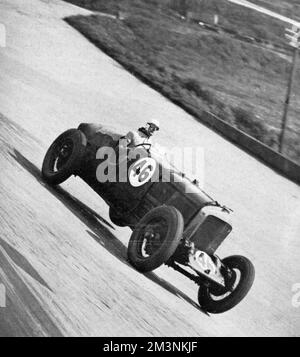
[146,119,160,132]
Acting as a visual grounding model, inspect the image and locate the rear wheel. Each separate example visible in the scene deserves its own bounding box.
[42,129,86,185]
[128,205,184,272]
[198,255,255,313]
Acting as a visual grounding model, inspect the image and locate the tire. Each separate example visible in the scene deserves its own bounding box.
[42,129,86,185]
[128,205,184,272]
[109,208,128,227]
[198,255,255,314]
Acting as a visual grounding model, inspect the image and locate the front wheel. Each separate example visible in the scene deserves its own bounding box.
[198,255,255,314]
[128,205,184,272]
[42,129,86,185]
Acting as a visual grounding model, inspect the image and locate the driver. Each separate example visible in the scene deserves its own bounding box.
[122,120,160,148]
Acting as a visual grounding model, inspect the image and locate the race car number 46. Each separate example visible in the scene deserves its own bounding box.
[129,157,156,187]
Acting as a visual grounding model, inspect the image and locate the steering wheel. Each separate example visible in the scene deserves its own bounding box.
[134,143,152,152]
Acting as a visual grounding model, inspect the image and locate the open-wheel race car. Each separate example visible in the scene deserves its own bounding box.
[42,123,255,314]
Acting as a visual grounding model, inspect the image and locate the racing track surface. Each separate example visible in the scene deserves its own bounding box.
[0,0,299,336]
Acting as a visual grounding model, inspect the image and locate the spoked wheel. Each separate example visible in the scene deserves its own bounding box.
[141,217,168,256]
[198,255,255,314]
[128,205,184,272]
[42,129,86,185]
[52,139,74,171]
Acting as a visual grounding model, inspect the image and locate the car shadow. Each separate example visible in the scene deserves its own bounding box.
[0,237,53,292]
[0,246,63,337]
[144,271,208,314]
[86,230,207,314]
[10,149,208,315]
[9,150,115,230]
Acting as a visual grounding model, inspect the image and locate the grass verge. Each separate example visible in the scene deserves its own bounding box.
[64,0,300,164]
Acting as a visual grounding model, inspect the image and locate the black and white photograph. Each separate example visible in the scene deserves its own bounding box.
[0,0,299,339]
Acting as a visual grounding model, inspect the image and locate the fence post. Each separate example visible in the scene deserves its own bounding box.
[279,26,300,153]
[279,46,298,153]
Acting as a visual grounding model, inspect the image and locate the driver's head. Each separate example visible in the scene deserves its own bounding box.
[146,119,160,136]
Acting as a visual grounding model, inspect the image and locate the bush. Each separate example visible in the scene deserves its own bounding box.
[180,78,215,103]
[232,107,269,142]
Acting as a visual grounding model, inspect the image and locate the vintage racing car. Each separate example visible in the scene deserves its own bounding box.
[42,123,255,314]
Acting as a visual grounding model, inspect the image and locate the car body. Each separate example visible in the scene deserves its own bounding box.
[77,123,232,255]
